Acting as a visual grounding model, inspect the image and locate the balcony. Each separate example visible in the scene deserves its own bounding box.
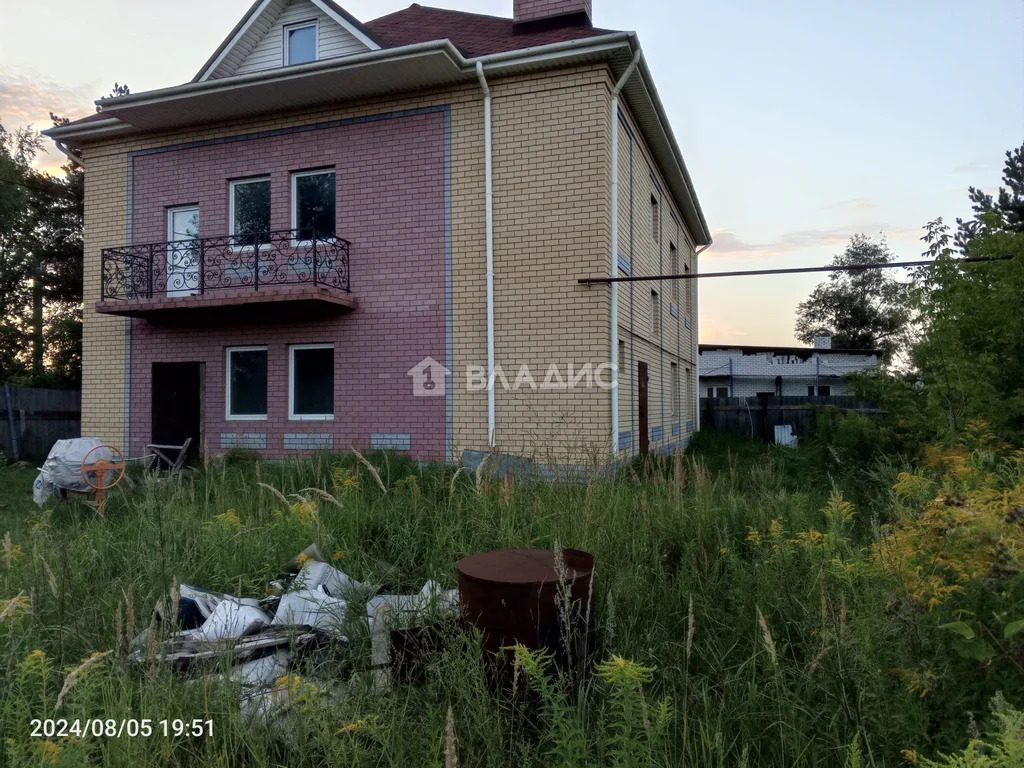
[96,230,356,323]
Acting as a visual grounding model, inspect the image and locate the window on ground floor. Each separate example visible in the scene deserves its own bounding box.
[818,384,831,396]
[671,362,679,416]
[290,344,334,420]
[716,386,728,397]
[226,346,268,419]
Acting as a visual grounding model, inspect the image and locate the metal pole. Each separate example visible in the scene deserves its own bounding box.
[4,383,19,462]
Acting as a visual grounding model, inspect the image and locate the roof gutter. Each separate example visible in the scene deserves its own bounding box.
[53,140,86,169]
[90,39,465,112]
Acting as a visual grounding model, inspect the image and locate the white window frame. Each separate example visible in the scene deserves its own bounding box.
[225,346,269,421]
[229,176,272,251]
[289,343,335,421]
[290,168,336,245]
[284,20,319,66]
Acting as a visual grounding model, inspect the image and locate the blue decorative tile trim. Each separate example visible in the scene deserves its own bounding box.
[283,433,334,451]
[221,433,267,450]
[370,433,412,451]
[618,431,632,450]
[617,252,631,274]
[651,426,664,441]
[672,423,681,436]
[669,303,679,318]
[686,420,695,432]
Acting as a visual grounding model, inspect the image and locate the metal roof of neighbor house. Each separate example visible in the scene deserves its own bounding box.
[699,344,883,358]
[364,3,615,57]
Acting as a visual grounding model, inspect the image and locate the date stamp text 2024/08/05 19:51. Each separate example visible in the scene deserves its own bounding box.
[30,719,214,739]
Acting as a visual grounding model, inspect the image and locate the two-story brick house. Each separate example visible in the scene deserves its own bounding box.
[45,0,710,464]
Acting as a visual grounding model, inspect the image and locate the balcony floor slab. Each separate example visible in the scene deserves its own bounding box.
[96,284,357,324]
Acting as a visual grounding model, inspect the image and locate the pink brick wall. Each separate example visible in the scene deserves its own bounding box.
[514,0,592,24]
[127,110,449,459]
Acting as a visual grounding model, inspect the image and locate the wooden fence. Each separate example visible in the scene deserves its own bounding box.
[699,396,883,443]
[1,385,82,462]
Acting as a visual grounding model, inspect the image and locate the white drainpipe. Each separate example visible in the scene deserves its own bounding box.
[609,49,642,455]
[54,140,85,169]
[476,61,496,448]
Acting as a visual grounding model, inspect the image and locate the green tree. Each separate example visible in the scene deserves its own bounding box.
[911,215,1024,440]
[0,116,83,387]
[794,234,911,364]
[958,144,1024,243]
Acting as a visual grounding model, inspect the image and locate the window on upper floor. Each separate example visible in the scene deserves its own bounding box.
[290,344,334,420]
[650,194,659,239]
[226,346,268,420]
[685,262,692,309]
[230,177,271,247]
[292,169,336,242]
[669,243,680,305]
[650,290,660,337]
[285,22,318,66]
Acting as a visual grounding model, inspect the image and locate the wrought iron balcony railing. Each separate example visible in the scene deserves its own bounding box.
[100,229,351,300]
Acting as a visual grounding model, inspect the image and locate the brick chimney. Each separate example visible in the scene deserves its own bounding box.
[513,0,592,29]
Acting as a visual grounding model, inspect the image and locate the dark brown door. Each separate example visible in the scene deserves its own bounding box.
[151,362,203,466]
[638,361,649,455]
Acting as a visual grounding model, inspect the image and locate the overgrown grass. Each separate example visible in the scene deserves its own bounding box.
[1,434,1022,766]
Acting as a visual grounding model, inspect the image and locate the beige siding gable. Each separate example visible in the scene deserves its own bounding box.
[206,0,373,81]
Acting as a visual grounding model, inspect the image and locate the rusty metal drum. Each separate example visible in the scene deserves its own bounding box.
[457,548,595,684]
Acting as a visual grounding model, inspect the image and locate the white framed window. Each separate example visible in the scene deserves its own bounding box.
[289,344,334,420]
[226,346,268,420]
[291,169,336,243]
[284,21,318,66]
[230,177,271,247]
[650,290,660,337]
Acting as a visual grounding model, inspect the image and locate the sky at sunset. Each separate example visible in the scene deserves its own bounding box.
[1,0,1021,346]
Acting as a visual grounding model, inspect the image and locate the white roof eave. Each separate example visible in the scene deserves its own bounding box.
[44,32,710,243]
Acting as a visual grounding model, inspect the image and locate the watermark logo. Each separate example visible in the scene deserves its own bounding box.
[407,356,450,397]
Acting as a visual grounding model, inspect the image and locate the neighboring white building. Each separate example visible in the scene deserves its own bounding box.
[699,338,880,398]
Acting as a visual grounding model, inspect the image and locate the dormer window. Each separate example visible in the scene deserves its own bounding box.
[285,21,317,66]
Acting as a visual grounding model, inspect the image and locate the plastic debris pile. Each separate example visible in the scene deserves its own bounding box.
[132,544,459,721]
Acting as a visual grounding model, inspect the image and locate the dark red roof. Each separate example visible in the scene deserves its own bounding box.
[365,3,615,58]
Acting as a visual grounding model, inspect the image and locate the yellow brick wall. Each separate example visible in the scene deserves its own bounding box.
[614,100,699,455]
[74,65,617,462]
[81,144,129,446]
[489,67,612,461]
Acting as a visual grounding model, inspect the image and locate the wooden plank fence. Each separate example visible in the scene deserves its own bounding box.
[700,396,883,443]
[1,385,81,462]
